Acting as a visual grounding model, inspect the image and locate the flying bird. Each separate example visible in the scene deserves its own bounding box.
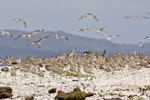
[77,27,90,32]
[14,29,44,40]
[10,18,27,28]
[0,30,13,38]
[93,25,108,33]
[78,13,99,22]
[133,35,149,48]
[55,33,69,40]
[132,41,144,48]
[144,35,150,40]
[137,41,144,48]
[27,35,50,48]
[96,25,108,33]
[104,34,120,41]
[124,16,149,20]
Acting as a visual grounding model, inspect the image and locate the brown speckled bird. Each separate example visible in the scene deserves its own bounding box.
[78,13,99,22]
[27,35,50,48]
[14,29,44,40]
[10,18,27,28]
[1,30,13,38]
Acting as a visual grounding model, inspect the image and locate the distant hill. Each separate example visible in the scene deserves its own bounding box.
[0,29,149,58]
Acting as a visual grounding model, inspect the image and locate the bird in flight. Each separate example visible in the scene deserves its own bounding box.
[27,35,50,48]
[137,41,144,48]
[133,35,149,48]
[96,25,108,33]
[132,41,144,48]
[78,13,99,22]
[0,30,13,38]
[55,33,69,40]
[10,18,27,28]
[92,25,108,33]
[124,16,149,20]
[77,27,90,32]
[14,29,44,41]
[104,34,120,41]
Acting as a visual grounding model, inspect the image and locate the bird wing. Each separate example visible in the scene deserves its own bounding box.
[79,13,99,22]
[55,33,60,39]
[144,35,149,39]
[86,13,99,21]
[1,31,13,38]
[14,34,26,40]
[79,13,92,20]
[22,21,27,28]
[78,15,85,20]
[19,18,27,28]
[60,35,69,40]
[10,18,27,28]
[30,29,44,36]
[77,28,84,32]
[137,41,144,47]
[43,35,50,39]
[124,16,132,18]
[9,33,13,38]
[37,35,50,42]
[27,39,40,47]
[37,37,46,42]
[7,32,13,38]
[65,37,69,40]
[92,15,99,22]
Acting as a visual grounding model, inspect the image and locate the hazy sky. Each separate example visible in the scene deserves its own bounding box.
[0,0,150,44]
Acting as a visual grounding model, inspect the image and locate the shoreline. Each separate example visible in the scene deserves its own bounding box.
[0,53,150,100]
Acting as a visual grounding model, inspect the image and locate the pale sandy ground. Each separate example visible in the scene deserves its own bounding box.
[0,66,150,100]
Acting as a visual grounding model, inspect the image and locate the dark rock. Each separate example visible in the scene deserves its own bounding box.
[48,88,56,93]
[54,87,95,100]
[11,61,18,65]
[0,87,12,93]
[0,87,13,99]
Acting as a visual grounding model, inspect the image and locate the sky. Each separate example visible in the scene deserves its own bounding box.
[0,0,150,44]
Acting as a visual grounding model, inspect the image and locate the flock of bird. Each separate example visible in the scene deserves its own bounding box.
[76,12,150,48]
[0,18,69,48]
[77,13,122,42]
[0,12,150,49]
